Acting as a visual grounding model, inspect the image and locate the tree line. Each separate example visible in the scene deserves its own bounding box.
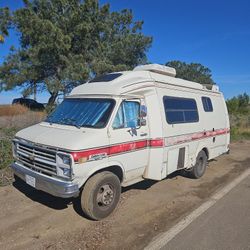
[226,93,249,115]
[0,0,216,106]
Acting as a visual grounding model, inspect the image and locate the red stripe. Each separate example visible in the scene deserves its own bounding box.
[71,147,110,162]
[166,128,230,146]
[148,138,164,147]
[71,128,230,162]
[71,140,150,161]
[109,140,148,155]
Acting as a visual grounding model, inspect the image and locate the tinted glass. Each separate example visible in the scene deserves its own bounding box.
[164,97,197,110]
[202,97,213,112]
[184,110,199,122]
[163,96,199,124]
[166,111,184,123]
[89,73,122,83]
[45,98,115,128]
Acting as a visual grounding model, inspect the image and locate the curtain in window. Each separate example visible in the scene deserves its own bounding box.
[113,105,124,128]
[123,102,139,128]
[112,101,140,129]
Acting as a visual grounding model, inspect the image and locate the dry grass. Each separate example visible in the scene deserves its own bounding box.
[0,104,29,117]
[0,105,46,129]
[0,112,46,129]
[0,106,47,181]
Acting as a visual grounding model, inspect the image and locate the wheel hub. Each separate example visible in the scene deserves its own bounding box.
[97,184,114,206]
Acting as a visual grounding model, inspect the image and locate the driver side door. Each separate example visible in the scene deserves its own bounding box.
[108,99,149,182]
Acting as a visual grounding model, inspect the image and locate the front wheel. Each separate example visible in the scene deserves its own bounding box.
[188,150,208,179]
[80,171,121,220]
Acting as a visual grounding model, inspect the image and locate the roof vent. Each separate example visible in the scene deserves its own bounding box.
[133,64,176,77]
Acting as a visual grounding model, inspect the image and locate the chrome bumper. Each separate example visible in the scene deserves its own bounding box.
[11,162,79,198]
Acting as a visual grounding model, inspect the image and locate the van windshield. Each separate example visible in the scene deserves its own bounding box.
[45,98,115,128]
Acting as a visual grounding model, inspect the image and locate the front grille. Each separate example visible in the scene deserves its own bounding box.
[16,141,57,177]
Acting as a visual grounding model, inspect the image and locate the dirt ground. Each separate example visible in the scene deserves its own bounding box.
[0,141,249,250]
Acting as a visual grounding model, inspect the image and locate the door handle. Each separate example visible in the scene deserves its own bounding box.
[140,133,148,137]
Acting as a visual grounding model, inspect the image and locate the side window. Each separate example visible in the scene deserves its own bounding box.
[202,97,213,112]
[112,101,140,129]
[163,96,199,124]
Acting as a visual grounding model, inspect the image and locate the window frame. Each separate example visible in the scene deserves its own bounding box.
[201,96,213,112]
[163,96,199,124]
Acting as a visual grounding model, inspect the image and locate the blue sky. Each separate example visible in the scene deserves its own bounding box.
[0,0,250,104]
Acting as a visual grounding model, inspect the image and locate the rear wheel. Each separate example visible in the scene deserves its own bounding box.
[189,150,207,179]
[81,171,121,220]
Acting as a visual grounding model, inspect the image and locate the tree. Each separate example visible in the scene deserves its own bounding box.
[0,0,152,105]
[238,93,249,109]
[0,7,11,43]
[226,97,239,114]
[166,60,215,84]
[226,93,249,114]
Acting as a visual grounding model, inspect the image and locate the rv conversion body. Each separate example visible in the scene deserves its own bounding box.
[11,64,230,220]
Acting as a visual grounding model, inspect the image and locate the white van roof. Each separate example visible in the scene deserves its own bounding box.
[69,64,219,97]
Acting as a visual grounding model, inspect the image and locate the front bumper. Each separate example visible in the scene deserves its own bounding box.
[11,162,79,198]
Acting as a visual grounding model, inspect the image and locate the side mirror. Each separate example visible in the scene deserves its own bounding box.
[139,105,147,126]
[140,105,147,118]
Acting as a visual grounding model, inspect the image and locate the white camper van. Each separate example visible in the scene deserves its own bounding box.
[11,64,230,220]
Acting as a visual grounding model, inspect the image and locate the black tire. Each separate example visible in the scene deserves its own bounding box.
[14,174,22,183]
[189,150,208,179]
[81,171,121,220]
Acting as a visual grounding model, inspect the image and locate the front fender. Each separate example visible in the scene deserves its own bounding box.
[74,160,125,188]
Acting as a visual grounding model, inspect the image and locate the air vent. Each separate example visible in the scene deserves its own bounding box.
[133,64,176,77]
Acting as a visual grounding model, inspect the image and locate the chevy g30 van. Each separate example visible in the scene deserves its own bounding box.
[11,64,230,220]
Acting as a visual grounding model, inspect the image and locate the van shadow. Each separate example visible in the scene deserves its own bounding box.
[13,178,74,210]
[122,170,181,192]
[12,170,184,218]
[13,177,92,219]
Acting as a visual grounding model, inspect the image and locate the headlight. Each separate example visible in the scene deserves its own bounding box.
[56,153,72,178]
[62,155,71,165]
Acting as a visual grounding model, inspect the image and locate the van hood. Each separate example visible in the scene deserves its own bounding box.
[15,122,109,151]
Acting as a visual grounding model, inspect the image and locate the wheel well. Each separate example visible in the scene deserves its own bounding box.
[91,165,124,183]
[202,147,209,159]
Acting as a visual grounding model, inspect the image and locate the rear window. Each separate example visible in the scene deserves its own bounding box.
[202,97,213,112]
[89,73,122,83]
[163,96,199,124]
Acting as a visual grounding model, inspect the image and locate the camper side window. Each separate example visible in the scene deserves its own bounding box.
[163,96,199,124]
[112,101,140,129]
[201,97,213,112]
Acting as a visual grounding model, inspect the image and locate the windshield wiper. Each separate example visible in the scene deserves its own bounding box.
[59,118,81,129]
[80,124,95,128]
[45,117,53,125]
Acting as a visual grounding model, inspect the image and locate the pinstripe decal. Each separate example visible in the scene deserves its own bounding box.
[165,128,230,147]
[71,128,229,162]
[71,139,163,162]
